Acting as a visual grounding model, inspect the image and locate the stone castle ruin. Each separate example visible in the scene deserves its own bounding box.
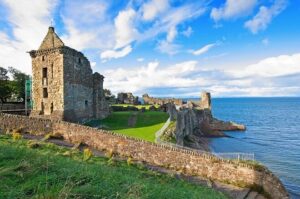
[143,93,183,106]
[117,92,139,105]
[29,27,109,122]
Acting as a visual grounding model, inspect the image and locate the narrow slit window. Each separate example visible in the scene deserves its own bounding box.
[42,67,48,78]
[50,102,54,113]
[85,100,88,108]
[51,64,53,78]
[43,88,48,98]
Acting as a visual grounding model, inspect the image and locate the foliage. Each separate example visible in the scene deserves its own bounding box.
[83,148,93,161]
[0,135,228,199]
[0,67,13,103]
[0,66,30,103]
[104,88,116,103]
[12,132,22,141]
[8,67,30,102]
[127,157,133,166]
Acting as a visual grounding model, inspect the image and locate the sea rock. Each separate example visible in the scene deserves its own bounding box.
[174,91,246,148]
[166,103,177,121]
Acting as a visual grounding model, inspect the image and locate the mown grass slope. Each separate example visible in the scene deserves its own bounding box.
[86,111,169,142]
[0,135,228,199]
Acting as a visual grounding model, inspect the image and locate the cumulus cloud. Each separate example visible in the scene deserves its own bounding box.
[103,60,204,94]
[156,40,180,55]
[232,53,300,77]
[100,45,132,60]
[60,0,114,50]
[211,0,257,21]
[114,8,138,49]
[141,0,169,21]
[244,0,288,34]
[191,43,217,56]
[102,53,300,97]
[0,0,57,74]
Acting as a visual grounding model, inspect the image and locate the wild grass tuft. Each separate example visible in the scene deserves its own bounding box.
[83,148,93,161]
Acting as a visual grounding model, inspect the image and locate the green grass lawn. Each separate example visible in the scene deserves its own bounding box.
[0,135,228,199]
[86,111,169,142]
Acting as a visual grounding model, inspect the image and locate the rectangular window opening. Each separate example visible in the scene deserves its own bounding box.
[43,88,48,98]
[42,67,48,78]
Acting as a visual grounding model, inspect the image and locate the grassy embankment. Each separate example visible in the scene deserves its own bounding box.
[0,135,228,199]
[86,111,168,142]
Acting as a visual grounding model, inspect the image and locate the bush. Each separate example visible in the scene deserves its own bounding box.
[83,148,93,161]
[111,106,139,112]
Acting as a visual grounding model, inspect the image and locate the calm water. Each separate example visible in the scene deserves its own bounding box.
[207,98,300,198]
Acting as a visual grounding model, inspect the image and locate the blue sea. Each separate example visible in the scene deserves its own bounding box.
[207,97,300,198]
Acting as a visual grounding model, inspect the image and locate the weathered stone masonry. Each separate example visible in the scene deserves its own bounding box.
[29,27,109,122]
[0,113,289,199]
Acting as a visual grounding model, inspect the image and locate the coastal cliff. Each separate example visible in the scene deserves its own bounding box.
[166,92,246,149]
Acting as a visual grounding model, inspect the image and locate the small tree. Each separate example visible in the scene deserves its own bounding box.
[0,67,13,103]
[8,67,30,102]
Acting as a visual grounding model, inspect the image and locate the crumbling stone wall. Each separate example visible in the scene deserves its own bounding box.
[117,93,139,105]
[143,94,183,106]
[0,113,289,199]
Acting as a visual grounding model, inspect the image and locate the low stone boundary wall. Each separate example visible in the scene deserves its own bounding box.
[0,113,289,199]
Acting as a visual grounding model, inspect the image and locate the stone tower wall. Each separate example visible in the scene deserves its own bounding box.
[200,92,211,110]
[62,48,94,122]
[30,49,65,120]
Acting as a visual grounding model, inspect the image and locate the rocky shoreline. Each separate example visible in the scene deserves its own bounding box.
[163,92,246,151]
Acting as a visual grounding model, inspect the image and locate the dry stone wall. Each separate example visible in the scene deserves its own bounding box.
[0,113,289,199]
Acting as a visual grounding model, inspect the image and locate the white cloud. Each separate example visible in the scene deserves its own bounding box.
[103,60,203,94]
[100,45,132,60]
[60,0,115,50]
[0,0,58,74]
[232,53,300,77]
[137,58,144,62]
[244,0,288,34]
[211,0,257,21]
[182,26,193,37]
[191,43,217,56]
[114,8,138,49]
[139,3,206,42]
[166,26,177,42]
[157,40,180,55]
[141,0,169,21]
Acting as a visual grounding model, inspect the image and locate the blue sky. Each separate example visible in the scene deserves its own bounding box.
[0,0,300,97]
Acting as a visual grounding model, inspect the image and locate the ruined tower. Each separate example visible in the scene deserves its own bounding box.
[29,27,109,122]
[200,92,211,110]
